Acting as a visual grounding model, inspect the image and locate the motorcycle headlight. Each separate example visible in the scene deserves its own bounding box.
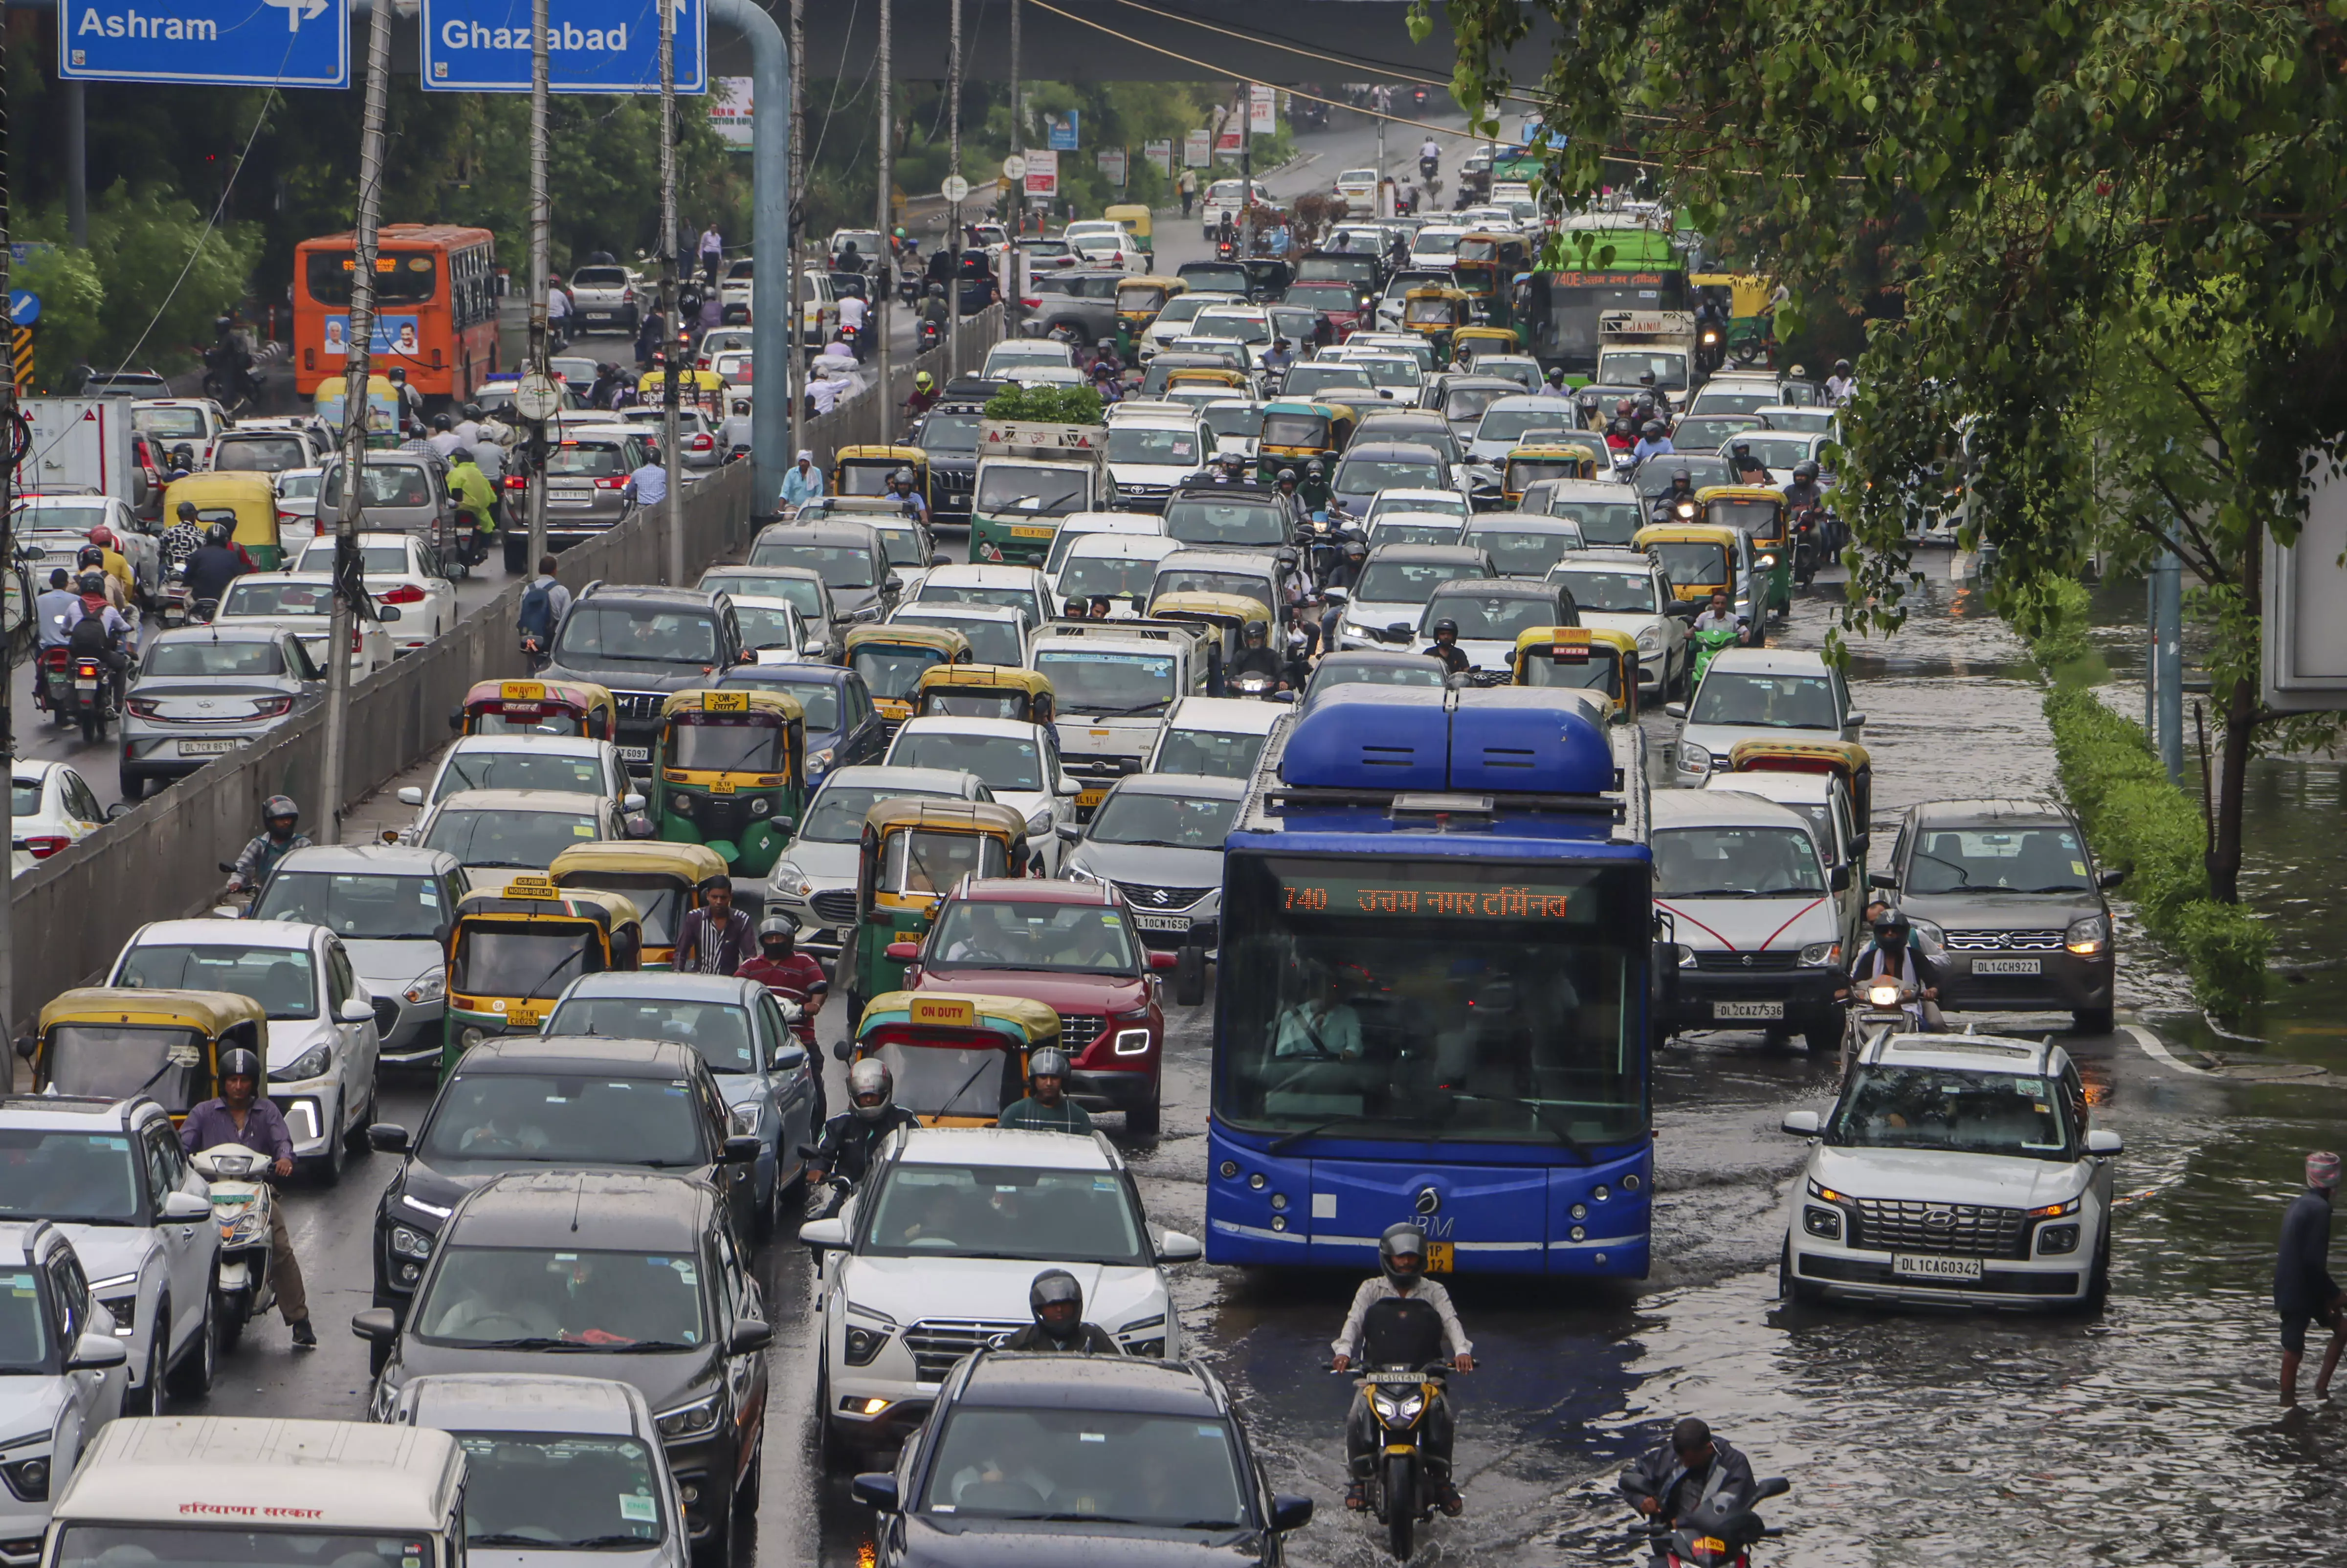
[1678,742,1712,773]
[1368,1388,1425,1424]
[1800,941,1840,968]
[653,1394,723,1442]
[403,971,445,1005]
[1866,981,1904,1008]
[389,1224,435,1259]
[1757,553,1776,567]
[2065,913,2111,956]
[279,1043,333,1082]
[730,1103,762,1137]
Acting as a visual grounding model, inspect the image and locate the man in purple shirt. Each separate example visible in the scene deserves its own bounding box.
[178,1048,314,1349]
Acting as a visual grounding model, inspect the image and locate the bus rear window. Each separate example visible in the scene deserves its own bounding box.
[307,249,440,306]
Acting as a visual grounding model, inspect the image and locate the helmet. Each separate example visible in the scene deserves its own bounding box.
[1306,460,1324,477]
[1873,905,1911,938]
[1671,469,1692,487]
[172,444,196,467]
[387,367,406,381]
[1379,1220,1427,1283]
[1642,420,1664,439]
[1098,337,1116,351]
[1432,618,1459,639]
[463,403,485,421]
[1835,358,1853,375]
[893,226,908,240]
[262,795,299,830]
[215,315,234,336]
[77,546,102,569]
[1793,461,1819,483]
[847,1058,894,1121]
[1616,398,1635,416]
[177,501,199,523]
[1242,619,1268,644]
[432,412,453,431]
[1277,468,1298,486]
[927,282,944,298]
[1547,367,1566,383]
[206,521,234,546]
[1638,370,1657,385]
[220,1048,263,1084]
[86,526,117,550]
[915,371,934,391]
[1028,1046,1071,1083]
[1730,442,1752,459]
[77,570,105,596]
[757,911,797,952]
[1029,1267,1084,1329]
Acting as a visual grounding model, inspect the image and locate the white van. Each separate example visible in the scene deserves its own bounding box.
[44,1418,465,1568]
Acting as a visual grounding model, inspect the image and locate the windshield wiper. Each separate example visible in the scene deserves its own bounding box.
[1081,699,1174,717]
[473,1536,650,1552]
[602,1338,696,1352]
[1438,1091,1595,1164]
[449,1335,579,1350]
[1269,1112,1432,1154]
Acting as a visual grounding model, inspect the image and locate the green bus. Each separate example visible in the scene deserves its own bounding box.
[1525,228,1689,383]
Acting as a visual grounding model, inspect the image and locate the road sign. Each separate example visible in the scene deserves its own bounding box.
[1001,154,1027,181]
[8,292,40,328]
[1022,150,1059,199]
[940,174,971,204]
[513,373,564,422]
[59,0,348,87]
[1046,112,1079,152]
[421,0,706,93]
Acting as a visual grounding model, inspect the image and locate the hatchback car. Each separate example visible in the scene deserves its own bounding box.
[1049,534,1184,617]
[396,735,641,828]
[766,765,995,956]
[411,788,633,873]
[1523,479,1650,551]
[1336,544,1496,650]
[357,1171,772,1556]
[885,720,1080,874]
[747,521,899,626]
[1143,696,1284,781]
[887,602,1033,671]
[1670,647,1864,787]
[209,425,322,477]
[1780,1031,2122,1308]
[0,1219,127,1558]
[213,572,399,678]
[567,264,646,332]
[1417,578,1579,675]
[118,626,325,799]
[245,844,467,1065]
[1061,774,1244,955]
[1546,549,1690,697]
[291,531,456,651]
[698,566,841,658]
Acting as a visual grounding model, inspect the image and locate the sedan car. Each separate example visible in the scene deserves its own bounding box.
[396,735,641,829]
[14,494,160,601]
[1547,548,1691,697]
[411,788,634,873]
[213,572,399,677]
[764,765,995,955]
[907,564,1055,637]
[1300,649,1452,707]
[1328,441,1459,517]
[1061,774,1244,956]
[12,761,111,873]
[1469,396,1581,465]
[0,1220,127,1553]
[245,845,466,1065]
[119,626,325,800]
[1460,514,1588,579]
[1719,427,1838,486]
[1336,544,1496,650]
[1416,578,1579,675]
[107,917,384,1179]
[717,663,890,788]
[884,719,1078,874]
[887,603,1032,671]
[291,531,456,651]
[1049,534,1184,616]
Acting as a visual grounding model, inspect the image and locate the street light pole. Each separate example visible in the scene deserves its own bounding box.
[525,0,551,570]
[1009,0,1022,236]
[875,0,892,439]
[786,0,805,472]
[947,0,962,382]
[660,0,684,585]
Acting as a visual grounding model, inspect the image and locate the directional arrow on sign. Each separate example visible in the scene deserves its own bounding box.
[264,0,329,29]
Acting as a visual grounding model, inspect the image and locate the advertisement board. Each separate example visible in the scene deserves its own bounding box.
[1183,130,1211,168]
[1097,147,1127,187]
[1147,139,1174,177]
[1248,83,1276,134]
[1022,149,1060,199]
[709,76,753,148]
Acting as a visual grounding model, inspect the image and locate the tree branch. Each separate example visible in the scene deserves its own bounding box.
[2138,342,2236,475]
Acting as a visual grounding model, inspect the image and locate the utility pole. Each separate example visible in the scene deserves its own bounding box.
[786,0,805,472]
[525,0,551,570]
[875,0,893,440]
[1,70,15,1043]
[323,0,396,847]
[659,0,685,585]
[1009,0,1022,237]
[2154,548,2184,784]
[1239,85,1254,257]
[947,0,962,381]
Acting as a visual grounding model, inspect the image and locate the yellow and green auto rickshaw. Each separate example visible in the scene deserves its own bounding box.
[1700,485,1794,622]
[1510,625,1641,720]
[841,799,1032,1023]
[1690,271,1778,368]
[451,678,619,742]
[1115,274,1184,357]
[163,472,288,570]
[1635,521,1749,603]
[23,988,269,1124]
[1165,366,1250,396]
[443,874,644,1074]
[1402,286,1474,359]
[833,444,930,509]
[1257,401,1357,471]
[1727,737,1873,829]
[651,688,807,877]
[913,663,1056,725]
[634,367,731,420]
[1105,204,1155,266]
[1502,442,1600,504]
[846,623,974,729]
[549,840,730,970]
[1451,232,1531,325]
[850,991,1063,1126]
[1146,591,1272,695]
[313,374,400,449]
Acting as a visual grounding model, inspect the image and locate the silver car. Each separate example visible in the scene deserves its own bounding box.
[395,734,641,829]
[545,427,651,544]
[318,451,457,540]
[119,625,325,800]
[1059,773,1243,954]
[244,844,467,1066]
[566,264,646,333]
[698,566,841,659]
[767,765,994,956]
[410,788,636,873]
[618,406,723,476]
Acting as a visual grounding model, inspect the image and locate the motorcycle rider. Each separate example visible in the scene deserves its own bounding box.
[177,1048,315,1349]
[1606,399,1641,450]
[1620,1418,1756,1533]
[1542,366,1571,399]
[736,912,829,1117]
[206,316,257,405]
[447,448,500,563]
[806,1059,922,1217]
[920,281,952,334]
[386,366,425,435]
[1424,618,1470,675]
[183,522,250,611]
[35,569,80,653]
[66,572,134,706]
[996,1046,1095,1132]
[159,501,203,575]
[228,797,311,896]
[1632,420,1675,464]
[889,468,930,525]
[1262,337,1296,378]
[1839,905,1945,1029]
[1649,469,1701,524]
[1825,357,1857,405]
[1332,1221,1473,1515]
[1273,467,1307,527]
[1228,620,1289,691]
[1300,460,1333,513]
[426,412,465,460]
[1690,589,1743,641]
[76,544,131,614]
[1418,136,1441,176]
[904,370,942,422]
[1729,441,1771,486]
[996,1269,1120,1354]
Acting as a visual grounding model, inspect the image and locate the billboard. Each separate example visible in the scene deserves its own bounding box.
[1023,149,1060,199]
[709,76,753,148]
[1097,147,1127,187]
[1248,83,1276,134]
[1183,130,1211,168]
[1146,138,1174,177]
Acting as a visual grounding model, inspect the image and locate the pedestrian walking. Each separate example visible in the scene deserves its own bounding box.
[1178,167,1198,219]
[2278,1150,2346,1405]
[699,223,724,287]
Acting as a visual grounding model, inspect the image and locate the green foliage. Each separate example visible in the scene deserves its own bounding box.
[982,385,1105,424]
[16,183,259,382]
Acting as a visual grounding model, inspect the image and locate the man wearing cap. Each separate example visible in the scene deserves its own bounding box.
[2277,1151,2346,1404]
[780,450,824,510]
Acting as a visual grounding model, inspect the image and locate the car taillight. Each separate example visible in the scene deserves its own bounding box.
[1021,298,1041,309]
[379,584,426,604]
[504,474,528,490]
[278,511,301,529]
[350,627,365,652]
[249,697,293,718]
[594,476,627,490]
[126,697,161,718]
[689,434,714,452]
[18,837,68,860]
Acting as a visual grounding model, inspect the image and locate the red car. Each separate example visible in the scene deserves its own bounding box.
[892,877,1175,1133]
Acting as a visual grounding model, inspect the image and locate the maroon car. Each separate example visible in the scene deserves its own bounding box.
[1283,280,1370,339]
[892,877,1175,1133]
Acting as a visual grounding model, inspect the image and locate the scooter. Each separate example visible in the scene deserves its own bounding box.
[1631,1477,1792,1568]
[157,560,195,628]
[917,315,945,352]
[1689,621,1743,687]
[187,1143,277,1350]
[1842,977,1927,1075]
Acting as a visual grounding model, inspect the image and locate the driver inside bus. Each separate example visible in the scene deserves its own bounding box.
[1274,966,1362,1060]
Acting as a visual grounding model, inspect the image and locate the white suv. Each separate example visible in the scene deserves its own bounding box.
[1779,1031,2122,1309]
[801,1126,1200,1458]
[0,1221,128,1563]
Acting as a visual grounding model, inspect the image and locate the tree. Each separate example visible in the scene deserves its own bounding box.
[15,183,258,383]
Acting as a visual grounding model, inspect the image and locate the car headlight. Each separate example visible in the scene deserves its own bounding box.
[279,1043,333,1082]
[808,747,836,773]
[1676,943,1697,968]
[773,863,810,899]
[730,1104,762,1137]
[1678,741,1712,773]
[1112,1027,1152,1056]
[1636,626,1662,653]
[653,1394,723,1442]
[2065,913,2111,956]
[1800,941,1841,968]
[843,1323,890,1366]
[2,1455,52,1502]
[1063,859,1102,884]
[404,971,445,1005]
[1368,1388,1425,1424]
[1026,808,1053,833]
[389,1224,435,1259]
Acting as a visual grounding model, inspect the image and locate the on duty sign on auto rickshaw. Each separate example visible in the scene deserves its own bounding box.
[851,990,1064,1125]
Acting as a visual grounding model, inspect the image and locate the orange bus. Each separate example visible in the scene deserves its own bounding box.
[293,224,499,404]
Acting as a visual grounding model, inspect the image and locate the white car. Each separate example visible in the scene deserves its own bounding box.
[106,918,385,1179]
[1041,510,1169,575]
[0,1221,127,1549]
[887,602,1033,671]
[1703,766,1867,946]
[1143,694,1284,780]
[212,572,400,677]
[884,716,1080,873]
[291,532,455,651]
[1469,395,1580,464]
[395,734,641,828]
[273,468,326,541]
[1141,293,1244,356]
[1049,533,1184,616]
[1201,177,1272,237]
[1105,415,1212,512]
[1546,548,1689,697]
[909,563,1055,636]
[131,398,231,469]
[1670,646,1864,787]
[1334,168,1380,204]
[408,787,634,873]
[1360,488,1471,530]
[1365,510,1467,549]
[13,493,159,601]
[1780,1031,2121,1308]
[1335,544,1494,651]
[767,765,995,955]
[802,1126,1199,1454]
[719,256,757,324]
[1718,427,1837,486]
[1069,232,1148,272]
[731,593,817,661]
[707,349,754,388]
[12,760,110,874]
[983,340,1076,378]
[1407,224,1471,269]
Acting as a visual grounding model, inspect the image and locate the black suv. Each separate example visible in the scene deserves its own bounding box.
[853,1352,1311,1568]
[537,583,749,765]
[366,1036,759,1341]
[356,1170,773,1557]
[914,400,986,528]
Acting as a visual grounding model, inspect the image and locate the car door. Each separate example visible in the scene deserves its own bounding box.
[756,991,815,1167]
[324,938,378,1130]
[138,1113,209,1356]
[44,1251,105,1465]
[415,540,456,637]
[60,769,105,840]
[709,1222,768,1474]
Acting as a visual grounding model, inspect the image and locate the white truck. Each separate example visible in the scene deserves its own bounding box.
[971,418,1111,568]
[22,396,144,508]
[1597,309,1701,408]
[1026,618,1209,819]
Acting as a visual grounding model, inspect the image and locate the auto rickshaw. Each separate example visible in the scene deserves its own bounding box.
[1511,626,1641,720]
[1727,737,1873,830]
[1452,233,1531,324]
[1105,204,1155,266]
[1145,591,1271,694]
[847,623,974,729]
[549,840,730,969]
[850,991,1063,1125]
[1502,442,1601,504]
[1165,366,1249,396]
[1114,274,1184,357]
[313,374,400,449]
[22,989,268,1124]
[651,688,807,878]
[841,799,1032,1022]
[1690,271,1777,368]
[443,874,644,1074]
[634,367,730,419]
[1700,485,1793,622]
[1402,287,1474,360]
[1635,520,1760,646]
[913,663,1056,724]
[833,443,930,508]
[451,678,618,741]
[1257,400,1357,470]
[162,472,288,570]
[1452,325,1523,364]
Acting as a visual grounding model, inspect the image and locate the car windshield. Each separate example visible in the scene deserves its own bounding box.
[710,571,823,618]
[921,412,983,454]
[1285,284,1358,310]
[56,1527,442,1568]
[735,604,801,653]
[222,579,334,618]
[750,543,875,590]
[798,785,958,843]
[1653,825,1827,896]
[1906,825,2093,895]
[1334,458,1443,493]
[1109,427,1205,465]
[1463,529,1578,577]
[1542,498,1645,547]
[975,465,1090,516]
[320,463,435,508]
[898,612,1025,665]
[1426,593,1559,640]
[1354,358,1423,388]
[426,807,603,868]
[1692,389,1779,417]
[891,730,1042,791]
[1688,672,1839,730]
[853,646,952,702]
[1675,417,1762,450]
[928,899,1140,973]
[554,606,718,665]
[1191,314,1270,344]
[666,714,787,773]
[1596,351,1687,390]
[0,1127,141,1223]
[1163,496,1289,548]
[253,872,446,940]
[1201,404,1264,441]
[1443,385,1513,423]
[413,1245,708,1348]
[1551,570,1655,613]
[1732,434,1817,470]
[1828,1065,2076,1160]
[913,584,1038,625]
[1311,658,1447,698]
[921,1408,1246,1526]
[1636,458,1736,499]
[1477,407,1573,444]
[436,749,607,802]
[16,503,111,532]
[1282,365,1374,397]
[1057,552,1161,604]
[1356,560,1482,604]
[144,639,289,678]
[135,407,210,439]
[118,942,316,1019]
[863,1161,1147,1264]
[1032,650,1177,716]
[1369,494,1468,524]
[417,1069,710,1170]
[456,1432,666,1549]
[1087,792,1235,848]
[881,829,1010,895]
[1152,725,1266,779]
[1154,296,1217,327]
[543,999,759,1074]
[1368,522,1460,548]
[214,436,308,472]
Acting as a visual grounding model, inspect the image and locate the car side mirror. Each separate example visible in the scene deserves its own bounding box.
[11,1036,33,1062]
[67,1331,129,1372]
[2097,868,2126,890]
[930,552,952,566]
[722,1135,762,1165]
[368,1123,411,1154]
[852,1473,901,1513]
[1055,823,1081,843]
[105,802,132,822]
[1780,1109,1821,1136]
[885,940,921,962]
[1868,870,1898,890]
[2084,1128,2123,1156]
[1830,864,1850,892]
[1842,710,1866,729]
[339,998,375,1024]
[730,1315,775,1353]
[803,637,829,656]
[1155,1228,1202,1261]
[774,1043,807,1069]
[397,787,424,806]
[1057,774,1081,796]
[799,1216,848,1250]
[162,1191,211,1222]
[622,792,646,814]
[1663,701,1686,719]
[351,1307,399,1344]
[1270,1494,1314,1532]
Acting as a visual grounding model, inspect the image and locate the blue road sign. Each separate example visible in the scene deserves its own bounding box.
[59,0,349,88]
[422,0,705,93]
[8,292,40,328]
[1047,112,1079,152]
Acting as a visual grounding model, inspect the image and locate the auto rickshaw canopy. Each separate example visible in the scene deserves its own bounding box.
[852,990,1063,1126]
[1689,272,1776,320]
[1166,367,1249,391]
[1634,522,1746,599]
[1403,286,1473,326]
[1453,325,1524,357]
[1510,625,1640,719]
[1257,400,1355,459]
[1697,485,1790,542]
[859,799,1031,914]
[1503,442,1600,497]
[913,663,1056,724]
[654,687,806,782]
[30,987,269,1121]
[833,444,929,499]
[162,473,281,562]
[635,367,729,405]
[1116,275,1184,321]
[456,678,618,741]
[656,686,807,725]
[1103,205,1154,245]
[846,623,974,716]
[1727,737,1873,827]
[549,840,730,959]
[453,873,644,933]
[1148,590,1273,633]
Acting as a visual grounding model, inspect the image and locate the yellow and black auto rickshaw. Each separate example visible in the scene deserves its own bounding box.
[549,840,730,970]
[849,991,1063,1125]
[1115,275,1184,356]
[1147,591,1271,694]
[913,663,1056,725]
[163,472,288,571]
[651,688,806,878]
[1105,204,1155,266]
[634,367,730,420]
[1402,287,1474,359]
[846,623,973,730]
[442,874,644,1074]
[1727,737,1873,829]
[833,444,930,509]
[451,678,619,741]
[22,988,268,1124]
[1511,625,1641,720]
[1452,325,1523,364]
[841,799,1032,1022]
[1502,442,1601,504]
[1451,232,1531,325]
[1700,485,1794,621]
[1635,521,1750,605]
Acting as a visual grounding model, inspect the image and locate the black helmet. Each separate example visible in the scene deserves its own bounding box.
[77,570,105,596]
[431,412,453,431]
[1637,370,1657,386]
[1379,1220,1427,1283]
[176,501,199,522]
[1028,1046,1071,1083]
[1793,461,1819,483]
[1731,442,1752,458]
[463,403,485,421]
[206,521,234,546]
[1671,468,1693,486]
[1873,905,1911,939]
[1642,420,1665,439]
[1029,1267,1084,1329]
[1432,618,1459,639]
[757,911,797,953]
[215,315,234,336]
[1277,468,1298,486]
[220,1047,263,1084]
[847,1058,894,1121]
[1547,366,1565,384]
[1306,460,1324,477]
[263,795,299,830]
[77,546,103,569]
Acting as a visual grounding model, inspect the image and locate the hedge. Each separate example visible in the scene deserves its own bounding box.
[981,385,1105,424]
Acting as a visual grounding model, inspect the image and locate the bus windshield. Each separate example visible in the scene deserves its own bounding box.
[1216,855,1648,1144]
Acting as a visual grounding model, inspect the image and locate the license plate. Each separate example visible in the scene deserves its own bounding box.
[709,780,735,794]
[178,739,237,756]
[618,746,650,762]
[1423,1241,1454,1273]
[1076,787,1107,810]
[1133,913,1191,931]
[1009,525,1055,539]
[1893,1253,1984,1281]
[73,679,96,690]
[1361,1371,1423,1386]
[551,500,592,509]
[1972,957,2041,975]
[1713,1000,1784,1020]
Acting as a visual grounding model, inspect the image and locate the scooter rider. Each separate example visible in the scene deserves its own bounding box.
[1632,420,1675,464]
[736,912,830,1123]
[1690,590,1742,640]
[1228,620,1289,690]
[160,501,203,574]
[66,574,134,704]
[1300,460,1333,513]
[183,522,250,610]
[1333,1221,1472,1515]
[178,1048,316,1350]
[1620,1418,1756,1533]
[1650,469,1701,524]
[806,1059,921,1216]
[997,1269,1121,1353]
[228,796,312,896]
[997,1046,1094,1132]
[1838,905,1945,1029]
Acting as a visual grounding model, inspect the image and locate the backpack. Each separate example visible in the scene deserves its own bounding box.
[517,579,557,643]
[67,612,113,658]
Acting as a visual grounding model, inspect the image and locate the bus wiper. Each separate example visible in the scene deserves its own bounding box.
[1268,1112,1431,1155]
[1086,700,1173,717]
[1437,1092,1595,1165]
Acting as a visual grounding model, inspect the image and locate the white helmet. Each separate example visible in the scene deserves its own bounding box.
[847,1058,894,1121]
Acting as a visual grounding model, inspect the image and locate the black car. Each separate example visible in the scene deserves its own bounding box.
[536,583,750,766]
[854,1353,1311,1568]
[1873,797,2123,1032]
[1161,481,1297,552]
[356,1170,773,1556]
[365,1036,761,1337]
[747,519,901,628]
[915,401,986,528]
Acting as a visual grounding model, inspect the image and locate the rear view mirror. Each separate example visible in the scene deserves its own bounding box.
[1155,1229,1202,1262]
[67,1332,129,1372]
[2084,1128,2124,1155]
[2097,868,2126,890]
[377,606,402,623]
[1781,1110,1821,1136]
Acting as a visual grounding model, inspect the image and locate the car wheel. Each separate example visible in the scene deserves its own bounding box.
[165,1286,215,1399]
[346,1086,378,1154]
[2082,1220,2112,1311]
[2073,1007,2115,1035]
[119,771,145,803]
[1803,1016,1840,1055]
[735,1433,763,1514]
[691,1486,732,1568]
[1126,1088,1162,1137]
[1780,1242,1824,1306]
[125,1311,165,1415]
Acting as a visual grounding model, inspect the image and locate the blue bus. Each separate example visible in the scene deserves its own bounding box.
[1206,684,1657,1277]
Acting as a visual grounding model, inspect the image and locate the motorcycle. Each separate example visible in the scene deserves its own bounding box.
[66,648,119,742]
[36,646,73,724]
[157,561,195,629]
[838,321,864,362]
[1419,153,1440,184]
[187,1143,277,1350]
[1790,509,1825,586]
[1227,670,1293,702]
[1632,1477,1791,1568]
[1689,621,1743,688]
[1339,1298,1466,1560]
[917,315,945,352]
